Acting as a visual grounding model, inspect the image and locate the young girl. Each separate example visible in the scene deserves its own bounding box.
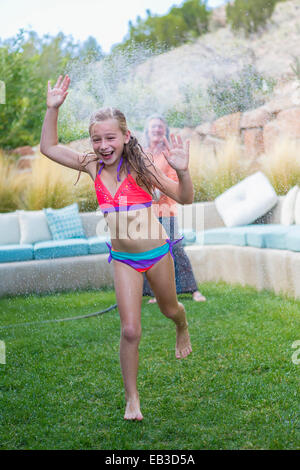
[40,75,193,421]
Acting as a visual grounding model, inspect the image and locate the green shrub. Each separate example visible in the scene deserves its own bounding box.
[207,65,275,118]
[226,0,287,36]
[121,0,211,53]
[0,30,103,149]
[166,84,209,128]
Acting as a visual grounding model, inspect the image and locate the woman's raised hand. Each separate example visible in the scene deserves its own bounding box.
[47,75,70,109]
[162,134,190,172]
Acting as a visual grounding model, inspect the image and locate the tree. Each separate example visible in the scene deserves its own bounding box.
[170,0,210,38]
[226,0,286,36]
[120,0,210,53]
[0,32,42,148]
[0,30,104,148]
[78,36,104,62]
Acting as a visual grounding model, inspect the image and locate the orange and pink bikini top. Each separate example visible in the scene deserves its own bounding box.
[94,156,153,213]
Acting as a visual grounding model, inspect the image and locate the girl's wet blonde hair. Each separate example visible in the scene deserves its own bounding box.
[76,107,159,193]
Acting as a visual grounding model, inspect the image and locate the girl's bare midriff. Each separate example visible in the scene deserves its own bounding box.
[106,206,169,253]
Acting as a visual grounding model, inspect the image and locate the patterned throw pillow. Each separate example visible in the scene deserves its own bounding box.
[44,203,86,240]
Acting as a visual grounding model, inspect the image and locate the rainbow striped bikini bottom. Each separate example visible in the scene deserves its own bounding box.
[106,237,183,273]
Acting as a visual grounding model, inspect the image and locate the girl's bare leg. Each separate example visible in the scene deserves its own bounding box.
[113,260,144,420]
[146,253,192,359]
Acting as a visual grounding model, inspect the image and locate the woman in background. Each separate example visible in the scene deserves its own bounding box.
[143,114,206,304]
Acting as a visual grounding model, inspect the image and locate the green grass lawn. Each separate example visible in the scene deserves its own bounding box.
[0,282,299,450]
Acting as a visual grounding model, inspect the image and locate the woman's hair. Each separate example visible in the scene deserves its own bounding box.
[76,107,160,193]
[143,114,170,149]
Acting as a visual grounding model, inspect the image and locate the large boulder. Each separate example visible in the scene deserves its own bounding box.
[264,96,300,115]
[276,107,300,134]
[240,107,273,129]
[16,155,37,170]
[242,128,265,157]
[263,106,300,151]
[210,112,241,139]
[195,122,213,137]
[10,146,34,157]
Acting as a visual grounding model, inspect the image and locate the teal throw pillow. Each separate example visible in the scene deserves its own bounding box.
[44,203,85,240]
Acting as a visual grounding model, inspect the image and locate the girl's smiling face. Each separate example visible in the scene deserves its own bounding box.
[91,119,130,165]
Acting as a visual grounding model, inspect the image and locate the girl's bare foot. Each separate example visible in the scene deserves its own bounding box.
[192,291,206,302]
[147,297,157,304]
[124,394,143,421]
[175,303,192,359]
[176,323,192,359]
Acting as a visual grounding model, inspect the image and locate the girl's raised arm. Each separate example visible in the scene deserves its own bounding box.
[40,75,91,174]
[148,135,194,205]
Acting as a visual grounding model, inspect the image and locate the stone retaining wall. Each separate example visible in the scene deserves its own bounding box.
[195,84,300,158]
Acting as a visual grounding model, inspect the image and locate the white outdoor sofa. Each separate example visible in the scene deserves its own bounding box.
[0,197,300,299]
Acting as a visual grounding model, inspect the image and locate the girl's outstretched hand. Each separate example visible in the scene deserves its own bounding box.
[162,134,190,172]
[47,75,70,109]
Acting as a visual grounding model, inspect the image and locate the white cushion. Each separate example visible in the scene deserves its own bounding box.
[18,210,52,244]
[0,212,20,245]
[295,190,300,225]
[280,185,299,225]
[215,171,278,227]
